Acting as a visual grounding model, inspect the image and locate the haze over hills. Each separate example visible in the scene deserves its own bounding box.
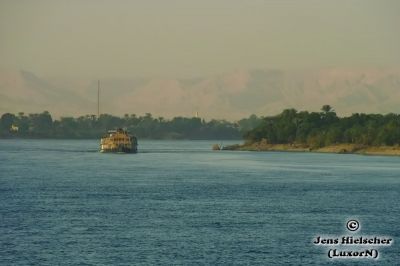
[1,67,399,120]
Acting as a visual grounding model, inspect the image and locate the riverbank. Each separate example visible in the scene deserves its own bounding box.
[222,141,400,156]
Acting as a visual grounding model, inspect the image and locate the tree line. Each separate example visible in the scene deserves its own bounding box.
[0,111,262,139]
[244,105,400,148]
[3,106,399,145]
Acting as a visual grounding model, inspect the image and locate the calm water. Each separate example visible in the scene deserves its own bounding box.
[0,139,399,265]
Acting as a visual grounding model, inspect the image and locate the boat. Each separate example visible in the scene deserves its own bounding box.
[100,128,138,153]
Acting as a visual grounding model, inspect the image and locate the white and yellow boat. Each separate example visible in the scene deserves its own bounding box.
[100,128,138,153]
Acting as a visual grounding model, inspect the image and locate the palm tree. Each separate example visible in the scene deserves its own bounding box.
[321,105,334,113]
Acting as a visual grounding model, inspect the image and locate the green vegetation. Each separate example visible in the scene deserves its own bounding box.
[3,106,398,146]
[0,111,262,139]
[244,105,400,148]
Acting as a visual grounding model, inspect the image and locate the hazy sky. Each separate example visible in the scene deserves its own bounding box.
[1,0,399,78]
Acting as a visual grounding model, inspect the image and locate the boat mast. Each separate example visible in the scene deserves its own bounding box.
[97,80,100,118]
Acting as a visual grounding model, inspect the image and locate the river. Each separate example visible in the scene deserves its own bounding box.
[0,139,399,265]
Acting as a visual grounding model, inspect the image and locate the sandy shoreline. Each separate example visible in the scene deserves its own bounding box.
[221,142,400,156]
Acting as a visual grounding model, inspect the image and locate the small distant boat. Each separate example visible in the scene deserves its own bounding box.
[100,128,138,153]
[212,144,221,150]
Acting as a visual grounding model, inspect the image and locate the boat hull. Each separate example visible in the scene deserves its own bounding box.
[100,145,137,153]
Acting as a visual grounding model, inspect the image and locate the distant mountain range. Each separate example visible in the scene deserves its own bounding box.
[1,67,399,120]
